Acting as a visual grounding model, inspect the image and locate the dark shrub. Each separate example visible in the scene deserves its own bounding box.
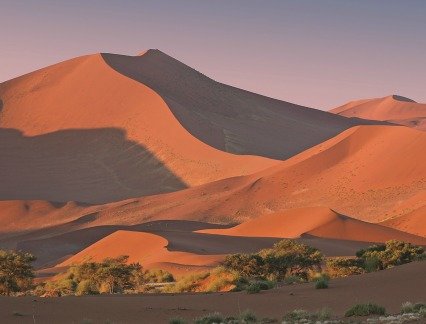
[345,303,386,317]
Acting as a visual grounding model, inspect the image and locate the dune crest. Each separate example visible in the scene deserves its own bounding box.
[331,95,426,130]
[58,230,223,275]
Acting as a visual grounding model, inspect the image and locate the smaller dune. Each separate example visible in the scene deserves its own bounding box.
[198,207,426,245]
[331,95,426,130]
[58,230,223,276]
[381,205,426,238]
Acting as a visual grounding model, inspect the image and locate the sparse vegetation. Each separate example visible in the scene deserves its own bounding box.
[194,312,224,324]
[314,276,329,289]
[326,257,365,278]
[345,302,386,317]
[401,301,426,314]
[0,249,36,296]
[356,240,424,271]
[169,317,187,324]
[282,308,332,322]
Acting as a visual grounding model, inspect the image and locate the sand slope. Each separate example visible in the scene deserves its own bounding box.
[0,52,277,203]
[381,205,426,238]
[331,95,426,130]
[198,207,426,244]
[65,125,425,224]
[58,230,223,275]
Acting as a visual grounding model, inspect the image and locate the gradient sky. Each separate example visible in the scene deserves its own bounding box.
[1,0,426,109]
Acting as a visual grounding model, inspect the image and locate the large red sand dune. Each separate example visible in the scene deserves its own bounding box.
[198,207,426,245]
[331,95,426,130]
[0,49,380,204]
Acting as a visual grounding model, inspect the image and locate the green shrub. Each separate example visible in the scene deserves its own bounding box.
[314,277,329,289]
[246,282,261,294]
[356,240,424,271]
[314,307,332,320]
[0,250,36,296]
[401,301,426,314]
[194,312,224,324]
[240,309,257,323]
[75,279,98,296]
[164,272,209,293]
[345,303,386,317]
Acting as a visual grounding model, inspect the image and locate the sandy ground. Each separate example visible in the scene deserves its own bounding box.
[331,95,426,131]
[0,261,425,323]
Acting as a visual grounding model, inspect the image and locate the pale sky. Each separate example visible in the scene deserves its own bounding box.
[1,0,426,109]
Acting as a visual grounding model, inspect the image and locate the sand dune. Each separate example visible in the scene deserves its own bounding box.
[331,95,426,130]
[198,207,426,244]
[58,230,223,276]
[58,125,424,224]
[381,205,426,238]
[0,52,276,203]
[0,49,386,204]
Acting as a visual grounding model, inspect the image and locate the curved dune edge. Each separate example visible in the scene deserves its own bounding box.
[197,207,426,245]
[0,52,277,203]
[381,205,426,238]
[58,230,224,276]
[331,95,426,131]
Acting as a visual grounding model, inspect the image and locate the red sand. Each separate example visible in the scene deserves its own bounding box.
[331,95,426,131]
[381,205,426,238]
[198,207,426,245]
[58,230,223,276]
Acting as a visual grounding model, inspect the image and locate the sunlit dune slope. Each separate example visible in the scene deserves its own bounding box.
[58,230,223,276]
[381,205,426,238]
[331,95,426,130]
[198,207,426,244]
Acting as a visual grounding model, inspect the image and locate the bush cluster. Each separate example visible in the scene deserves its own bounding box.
[223,240,323,282]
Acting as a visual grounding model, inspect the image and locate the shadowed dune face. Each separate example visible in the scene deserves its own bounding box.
[331,95,426,131]
[102,50,383,160]
[0,128,186,203]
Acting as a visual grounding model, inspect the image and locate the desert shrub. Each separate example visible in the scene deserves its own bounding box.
[164,272,209,293]
[345,303,386,317]
[401,301,426,314]
[43,278,77,296]
[356,240,424,271]
[282,309,310,321]
[194,312,224,324]
[314,307,332,320]
[223,240,323,283]
[283,275,303,285]
[143,269,174,283]
[222,253,266,279]
[240,309,257,322]
[326,257,365,278]
[169,317,187,324]
[314,277,329,289]
[245,281,261,294]
[0,250,36,296]
[39,255,145,296]
[256,279,275,290]
[75,279,98,296]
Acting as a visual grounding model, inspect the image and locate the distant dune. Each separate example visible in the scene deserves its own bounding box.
[0,50,381,203]
[198,207,426,244]
[331,95,426,130]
